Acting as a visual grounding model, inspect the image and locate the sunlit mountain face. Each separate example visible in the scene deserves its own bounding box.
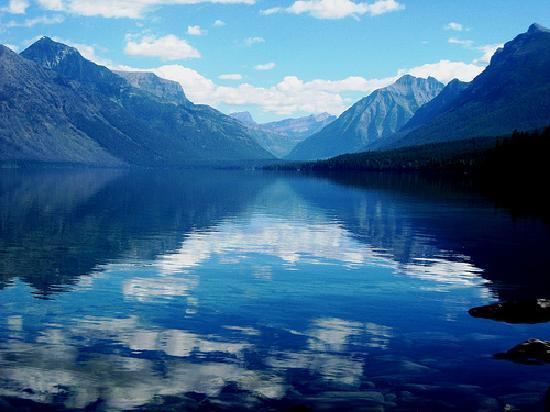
[1,169,549,411]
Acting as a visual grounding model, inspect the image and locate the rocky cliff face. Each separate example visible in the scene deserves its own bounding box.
[114,71,190,106]
[287,75,444,160]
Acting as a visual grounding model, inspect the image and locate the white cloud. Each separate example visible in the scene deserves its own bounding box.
[187,25,205,35]
[213,19,226,26]
[66,41,112,66]
[254,62,275,70]
[6,14,65,28]
[262,0,404,20]
[219,73,243,80]
[398,59,483,83]
[37,0,255,19]
[146,57,484,116]
[444,22,464,32]
[473,43,503,65]
[448,35,503,66]
[153,64,218,101]
[448,37,474,48]
[260,7,281,15]
[36,0,64,9]
[244,36,264,46]
[125,34,200,60]
[152,65,349,115]
[1,0,29,14]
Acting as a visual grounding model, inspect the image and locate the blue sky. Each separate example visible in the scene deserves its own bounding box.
[1,0,549,122]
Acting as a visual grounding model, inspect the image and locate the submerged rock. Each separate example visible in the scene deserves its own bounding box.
[495,339,550,364]
[469,299,550,324]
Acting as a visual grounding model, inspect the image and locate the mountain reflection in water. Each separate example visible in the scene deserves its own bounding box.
[0,169,549,411]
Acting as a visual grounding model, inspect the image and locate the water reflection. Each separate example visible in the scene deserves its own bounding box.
[0,169,549,411]
[0,169,266,295]
[0,340,284,410]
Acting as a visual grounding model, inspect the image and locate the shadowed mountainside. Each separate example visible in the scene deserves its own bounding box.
[0,38,273,167]
[385,23,550,149]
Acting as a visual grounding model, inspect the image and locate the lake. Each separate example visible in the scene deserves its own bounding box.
[0,169,549,411]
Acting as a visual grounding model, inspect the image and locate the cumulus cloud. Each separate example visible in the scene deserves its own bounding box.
[1,0,29,14]
[37,0,255,19]
[36,0,64,9]
[150,65,349,115]
[448,37,474,48]
[143,57,484,115]
[398,59,483,83]
[219,73,243,80]
[254,62,275,70]
[5,14,65,28]
[447,35,503,66]
[56,34,491,117]
[474,43,503,65]
[125,34,201,60]
[66,41,113,66]
[213,19,226,26]
[187,25,205,35]
[244,36,264,46]
[262,0,404,20]
[444,22,465,32]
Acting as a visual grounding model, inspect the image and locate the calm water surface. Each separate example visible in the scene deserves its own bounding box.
[0,169,549,411]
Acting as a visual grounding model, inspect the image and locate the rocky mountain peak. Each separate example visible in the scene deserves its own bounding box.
[21,37,79,70]
[394,74,415,86]
[230,111,256,125]
[527,23,550,34]
[21,37,128,95]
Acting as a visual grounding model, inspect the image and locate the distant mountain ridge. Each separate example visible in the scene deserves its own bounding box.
[230,111,256,125]
[262,113,336,138]
[0,37,272,166]
[229,111,336,158]
[287,75,444,160]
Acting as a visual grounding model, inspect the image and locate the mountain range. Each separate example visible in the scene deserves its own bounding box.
[287,75,444,160]
[1,24,549,167]
[382,23,550,150]
[0,37,272,166]
[229,111,336,157]
[289,23,550,161]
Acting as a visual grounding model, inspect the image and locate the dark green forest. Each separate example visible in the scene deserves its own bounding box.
[273,127,550,177]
